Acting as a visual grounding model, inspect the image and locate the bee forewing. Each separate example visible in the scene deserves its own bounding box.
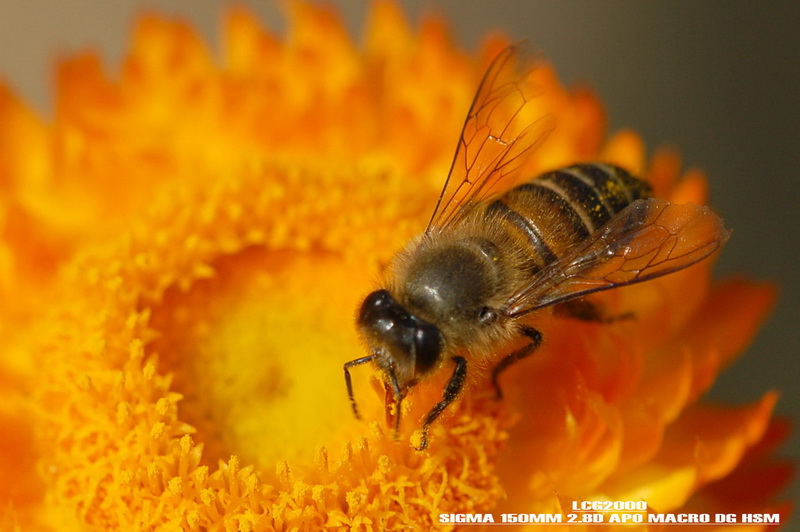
[427,43,555,234]
[505,198,731,316]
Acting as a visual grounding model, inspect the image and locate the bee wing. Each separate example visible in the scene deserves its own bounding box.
[426,43,555,234]
[505,198,731,317]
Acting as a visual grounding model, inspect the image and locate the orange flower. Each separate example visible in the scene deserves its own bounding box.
[0,2,791,530]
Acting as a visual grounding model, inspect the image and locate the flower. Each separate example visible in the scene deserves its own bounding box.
[0,2,791,530]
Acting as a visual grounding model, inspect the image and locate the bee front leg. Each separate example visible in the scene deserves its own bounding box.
[491,326,542,399]
[416,356,467,451]
[386,365,405,440]
[344,353,377,420]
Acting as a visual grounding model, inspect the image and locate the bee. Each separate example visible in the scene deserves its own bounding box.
[344,44,730,451]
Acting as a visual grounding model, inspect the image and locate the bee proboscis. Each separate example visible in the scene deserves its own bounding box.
[344,44,730,450]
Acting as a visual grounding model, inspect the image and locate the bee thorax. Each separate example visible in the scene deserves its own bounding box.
[400,239,502,326]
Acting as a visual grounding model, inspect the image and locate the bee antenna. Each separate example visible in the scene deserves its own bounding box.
[344,353,377,420]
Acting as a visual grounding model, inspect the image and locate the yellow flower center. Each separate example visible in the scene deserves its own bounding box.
[151,247,372,469]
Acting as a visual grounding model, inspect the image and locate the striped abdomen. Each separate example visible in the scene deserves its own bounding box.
[485,163,652,270]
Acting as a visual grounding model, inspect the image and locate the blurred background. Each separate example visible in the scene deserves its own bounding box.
[1,0,796,513]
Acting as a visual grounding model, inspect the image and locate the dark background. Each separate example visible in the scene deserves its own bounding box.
[1,0,796,515]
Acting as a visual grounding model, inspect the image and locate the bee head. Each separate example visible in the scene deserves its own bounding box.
[357,289,443,389]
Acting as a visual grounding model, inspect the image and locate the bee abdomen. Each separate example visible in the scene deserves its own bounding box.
[486,163,652,269]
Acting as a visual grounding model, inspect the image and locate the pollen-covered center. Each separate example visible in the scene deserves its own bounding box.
[149,246,372,469]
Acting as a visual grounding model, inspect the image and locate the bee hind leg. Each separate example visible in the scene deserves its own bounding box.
[416,356,467,451]
[491,326,542,399]
[554,298,633,323]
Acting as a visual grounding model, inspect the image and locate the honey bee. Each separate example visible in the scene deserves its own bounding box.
[344,44,730,450]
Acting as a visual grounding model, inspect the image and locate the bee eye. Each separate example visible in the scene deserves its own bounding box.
[358,289,391,323]
[366,289,391,308]
[413,323,443,372]
[479,307,498,324]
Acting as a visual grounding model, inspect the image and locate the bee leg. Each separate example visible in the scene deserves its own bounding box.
[387,365,404,440]
[416,356,467,451]
[491,326,542,399]
[554,298,633,323]
[344,353,377,420]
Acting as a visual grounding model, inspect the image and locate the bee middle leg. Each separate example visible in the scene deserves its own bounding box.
[491,326,542,399]
[416,356,467,451]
